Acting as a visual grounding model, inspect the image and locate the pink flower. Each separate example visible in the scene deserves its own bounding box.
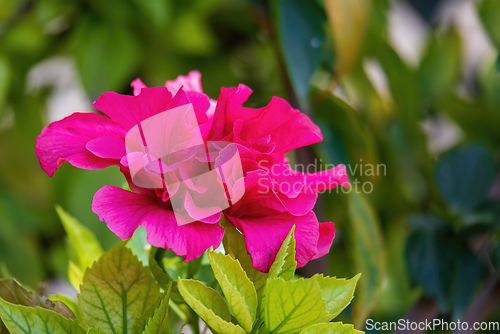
[36,71,348,270]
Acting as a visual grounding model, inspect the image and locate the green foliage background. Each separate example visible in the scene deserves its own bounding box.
[1,0,500,332]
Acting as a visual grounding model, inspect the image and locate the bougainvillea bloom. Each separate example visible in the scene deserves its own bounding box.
[36,71,348,271]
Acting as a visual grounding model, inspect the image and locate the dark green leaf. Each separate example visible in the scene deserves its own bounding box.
[406,223,458,312]
[273,0,326,108]
[348,192,386,327]
[435,144,495,215]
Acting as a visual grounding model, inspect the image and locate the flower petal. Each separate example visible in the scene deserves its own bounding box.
[92,185,224,261]
[226,211,320,272]
[131,78,147,96]
[93,87,173,130]
[86,135,126,159]
[36,112,125,177]
[209,85,322,154]
[165,70,204,94]
[311,222,335,260]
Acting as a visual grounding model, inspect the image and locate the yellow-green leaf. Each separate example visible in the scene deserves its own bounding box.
[208,251,257,332]
[131,282,172,334]
[268,226,296,281]
[177,279,245,334]
[348,193,386,328]
[68,261,84,291]
[221,219,268,296]
[78,242,161,334]
[325,0,372,78]
[314,274,360,320]
[0,298,85,334]
[142,289,172,334]
[87,329,107,334]
[261,278,328,334]
[56,206,103,290]
[300,322,364,334]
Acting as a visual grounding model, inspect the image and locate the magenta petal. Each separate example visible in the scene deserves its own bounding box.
[86,135,126,159]
[276,191,317,216]
[141,209,224,261]
[226,211,320,272]
[305,164,350,191]
[92,185,224,261]
[131,78,147,96]
[93,87,173,130]
[165,70,204,94]
[209,85,322,154]
[311,222,335,260]
[36,112,125,177]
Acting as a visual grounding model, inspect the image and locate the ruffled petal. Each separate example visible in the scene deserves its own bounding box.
[209,85,322,154]
[131,78,147,96]
[86,135,126,159]
[225,211,320,272]
[93,87,173,130]
[92,185,224,261]
[165,70,204,94]
[304,164,350,191]
[36,112,125,177]
[311,222,335,260]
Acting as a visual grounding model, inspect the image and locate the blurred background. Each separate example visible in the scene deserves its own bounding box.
[1,0,500,332]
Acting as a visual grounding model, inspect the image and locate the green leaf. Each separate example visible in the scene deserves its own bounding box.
[419,28,462,96]
[311,88,378,168]
[0,56,11,118]
[78,242,161,334]
[405,222,477,313]
[142,287,172,334]
[348,192,386,328]
[87,329,107,334]
[148,247,173,290]
[0,298,85,334]
[273,0,326,108]
[478,0,500,48]
[177,279,245,334]
[71,20,140,99]
[57,206,103,269]
[435,144,495,215]
[221,219,268,296]
[325,0,371,78]
[131,282,172,334]
[268,226,296,281]
[314,274,360,320]
[132,0,171,27]
[48,295,81,323]
[68,261,84,292]
[300,322,364,334]
[208,251,257,332]
[261,278,328,334]
[0,279,74,319]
